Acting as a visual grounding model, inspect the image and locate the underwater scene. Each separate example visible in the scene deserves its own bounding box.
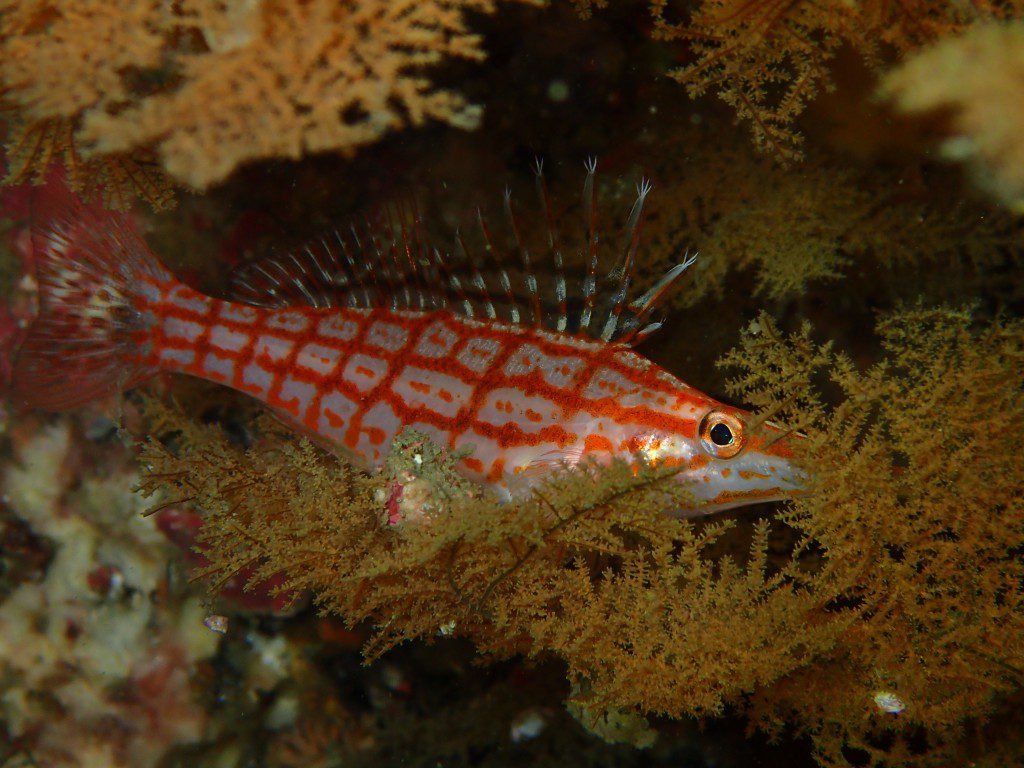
[1,2,1022,767]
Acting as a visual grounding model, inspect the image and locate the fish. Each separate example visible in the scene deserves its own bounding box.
[8,162,803,517]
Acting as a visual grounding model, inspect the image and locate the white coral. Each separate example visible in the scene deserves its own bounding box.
[0,421,220,768]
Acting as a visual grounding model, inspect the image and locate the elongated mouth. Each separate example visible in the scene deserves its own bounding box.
[680,450,808,516]
[698,485,801,512]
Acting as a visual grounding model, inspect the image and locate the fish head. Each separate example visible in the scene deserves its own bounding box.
[629,404,807,518]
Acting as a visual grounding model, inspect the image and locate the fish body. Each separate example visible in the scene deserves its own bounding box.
[10,171,801,516]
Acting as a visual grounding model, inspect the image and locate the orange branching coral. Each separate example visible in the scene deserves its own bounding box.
[0,0,179,208]
[647,1,1024,162]
[1,0,519,202]
[82,0,504,188]
[879,21,1024,212]
[137,303,1024,767]
[0,0,170,119]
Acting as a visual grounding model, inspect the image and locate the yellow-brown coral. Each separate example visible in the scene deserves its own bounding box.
[0,0,179,207]
[81,0,502,188]
[623,115,1021,307]
[729,308,1024,766]
[136,302,1024,767]
[647,1,1024,162]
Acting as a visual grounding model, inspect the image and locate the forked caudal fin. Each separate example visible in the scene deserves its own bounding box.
[9,177,174,410]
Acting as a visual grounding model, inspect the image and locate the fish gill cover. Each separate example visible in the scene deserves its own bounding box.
[1,3,1023,768]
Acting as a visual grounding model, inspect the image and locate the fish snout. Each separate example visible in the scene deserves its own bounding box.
[683,447,807,515]
[675,414,809,516]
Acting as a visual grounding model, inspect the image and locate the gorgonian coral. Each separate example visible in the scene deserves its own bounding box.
[137,303,1024,767]
[729,308,1024,766]
[615,114,1021,307]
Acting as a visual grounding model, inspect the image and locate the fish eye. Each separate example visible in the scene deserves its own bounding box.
[699,409,746,459]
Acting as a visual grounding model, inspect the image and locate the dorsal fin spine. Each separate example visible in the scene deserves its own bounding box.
[458,226,497,320]
[580,157,600,331]
[407,212,429,311]
[503,187,531,270]
[392,206,420,309]
[304,243,331,288]
[580,270,596,331]
[323,234,344,291]
[473,207,502,320]
[632,321,663,344]
[498,269,521,323]
[345,232,372,308]
[534,160,569,332]
[351,221,386,306]
[620,179,650,281]
[263,261,293,302]
[601,181,649,340]
[601,279,631,342]
[294,249,322,306]
[241,263,274,303]
[479,202,525,324]
[399,201,428,300]
[630,252,696,315]
[447,237,476,318]
[533,158,559,254]
[328,234,358,305]
[503,185,543,327]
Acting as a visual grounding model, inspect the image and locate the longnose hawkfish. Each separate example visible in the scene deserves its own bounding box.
[10,162,802,516]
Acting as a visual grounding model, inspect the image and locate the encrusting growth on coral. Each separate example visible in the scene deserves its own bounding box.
[0,0,523,204]
[879,21,1024,212]
[136,302,1024,766]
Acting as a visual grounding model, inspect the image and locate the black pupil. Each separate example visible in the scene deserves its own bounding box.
[709,422,733,447]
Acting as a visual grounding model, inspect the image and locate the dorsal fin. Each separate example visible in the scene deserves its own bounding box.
[228,161,696,346]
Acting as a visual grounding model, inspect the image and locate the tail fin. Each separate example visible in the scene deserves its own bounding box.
[9,176,173,411]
